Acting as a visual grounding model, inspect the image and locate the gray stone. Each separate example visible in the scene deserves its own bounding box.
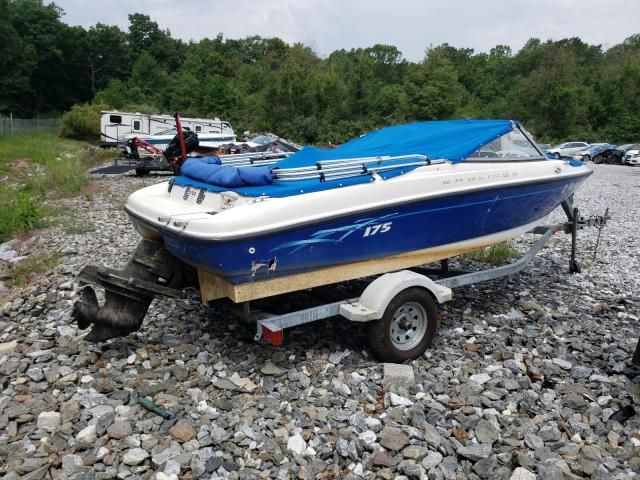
[76,424,97,444]
[37,411,60,430]
[564,392,586,409]
[552,358,572,370]
[398,460,423,479]
[524,433,544,449]
[475,419,499,444]
[469,373,491,385]
[380,426,409,451]
[287,434,306,456]
[538,425,562,442]
[107,421,131,439]
[402,445,428,460]
[421,451,443,470]
[383,363,415,390]
[61,454,84,476]
[510,467,536,480]
[456,443,492,461]
[422,422,442,447]
[123,448,149,466]
[26,367,44,382]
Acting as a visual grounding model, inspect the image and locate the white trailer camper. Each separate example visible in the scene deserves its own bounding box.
[99,111,234,146]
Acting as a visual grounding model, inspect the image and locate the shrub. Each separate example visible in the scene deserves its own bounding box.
[0,189,46,243]
[59,103,105,142]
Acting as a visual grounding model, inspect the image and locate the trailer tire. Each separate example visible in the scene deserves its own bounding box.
[135,167,149,176]
[367,287,439,362]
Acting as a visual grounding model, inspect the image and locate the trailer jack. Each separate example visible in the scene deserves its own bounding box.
[73,240,196,342]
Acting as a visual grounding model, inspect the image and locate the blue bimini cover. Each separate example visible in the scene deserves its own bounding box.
[176,119,517,197]
[276,119,515,169]
[181,156,273,188]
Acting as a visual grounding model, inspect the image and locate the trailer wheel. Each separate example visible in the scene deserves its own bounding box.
[367,287,439,362]
[135,167,149,176]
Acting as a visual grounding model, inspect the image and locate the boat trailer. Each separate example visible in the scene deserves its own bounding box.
[73,197,622,363]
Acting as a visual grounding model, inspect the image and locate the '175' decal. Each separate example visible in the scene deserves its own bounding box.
[363,222,392,237]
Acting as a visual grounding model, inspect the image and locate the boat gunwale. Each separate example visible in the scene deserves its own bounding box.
[125,167,592,243]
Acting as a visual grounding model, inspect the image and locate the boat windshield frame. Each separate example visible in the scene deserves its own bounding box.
[465,124,547,163]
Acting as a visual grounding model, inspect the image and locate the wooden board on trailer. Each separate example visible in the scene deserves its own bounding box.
[198,237,502,303]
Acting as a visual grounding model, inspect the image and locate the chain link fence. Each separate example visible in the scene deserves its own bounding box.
[0,115,60,136]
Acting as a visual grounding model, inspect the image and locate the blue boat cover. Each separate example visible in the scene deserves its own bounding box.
[177,119,518,197]
[181,156,273,188]
[276,119,515,168]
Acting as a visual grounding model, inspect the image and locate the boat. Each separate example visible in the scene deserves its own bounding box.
[121,127,236,156]
[75,119,593,342]
[125,119,591,284]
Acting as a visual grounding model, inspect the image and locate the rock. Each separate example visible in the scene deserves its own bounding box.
[422,423,442,447]
[123,448,150,466]
[380,426,409,451]
[206,456,223,472]
[287,434,306,456]
[475,419,499,444]
[510,467,536,480]
[107,421,131,439]
[538,425,562,442]
[62,454,84,476]
[358,430,377,447]
[261,362,286,376]
[421,451,443,470]
[456,443,492,461]
[469,373,491,385]
[383,363,414,390]
[524,433,544,449]
[76,424,97,444]
[37,411,60,430]
[169,422,196,443]
[398,460,423,478]
[564,392,586,409]
[372,452,396,467]
[26,367,44,382]
[403,445,428,460]
[552,358,572,370]
[0,339,18,354]
[389,392,414,406]
[57,325,75,336]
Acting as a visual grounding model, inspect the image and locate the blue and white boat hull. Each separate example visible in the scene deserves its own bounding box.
[125,160,591,286]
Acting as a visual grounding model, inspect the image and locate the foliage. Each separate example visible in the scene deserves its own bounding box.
[467,242,519,266]
[59,103,104,141]
[0,132,103,241]
[0,189,45,243]
[1,1,640,145]
[2,251,60,287]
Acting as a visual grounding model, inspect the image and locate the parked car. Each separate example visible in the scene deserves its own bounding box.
[546,142,590,158]
[575,143,616,162]
[594,144,639,164]
[624,146,640,166]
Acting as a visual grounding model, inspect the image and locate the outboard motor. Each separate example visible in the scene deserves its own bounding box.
[73,240,197,342]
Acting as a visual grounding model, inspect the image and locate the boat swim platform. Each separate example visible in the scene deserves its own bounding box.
[198,220,543,304]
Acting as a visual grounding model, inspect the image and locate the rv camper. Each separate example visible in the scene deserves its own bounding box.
[99,111,234,146]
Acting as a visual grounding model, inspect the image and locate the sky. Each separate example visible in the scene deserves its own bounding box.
[54,0,640,61]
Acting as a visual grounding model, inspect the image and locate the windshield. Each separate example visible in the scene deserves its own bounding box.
[250,134,276,145]
[155,128,177,135]
[467,128,543,160]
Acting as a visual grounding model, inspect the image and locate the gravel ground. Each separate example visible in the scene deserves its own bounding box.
[0,164,639,480]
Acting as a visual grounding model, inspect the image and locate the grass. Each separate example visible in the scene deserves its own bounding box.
[3,252,61,288]
[467,241,519,266]
[0,132,111,242]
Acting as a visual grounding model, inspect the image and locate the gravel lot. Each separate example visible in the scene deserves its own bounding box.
[1,164,639,480]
